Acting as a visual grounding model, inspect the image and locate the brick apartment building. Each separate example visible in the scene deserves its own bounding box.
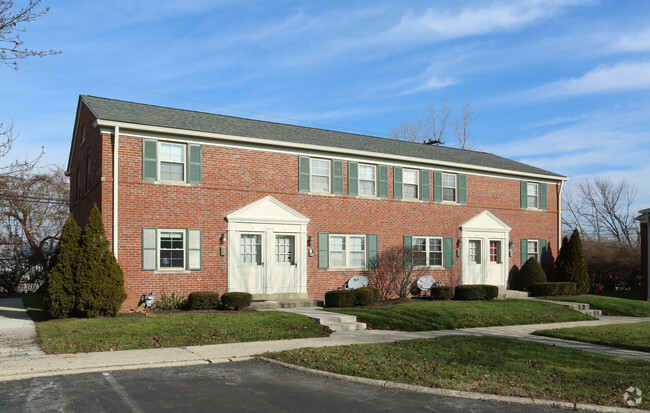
[67,95,567,308]
[636,209,650,300]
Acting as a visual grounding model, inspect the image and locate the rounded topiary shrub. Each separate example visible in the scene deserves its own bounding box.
[220,292,252,310]
[428,286,454,300]
[516,257,547,291]
[325,290,356,307]
[531,282,577,297]
[454,285,499,300]
[355,287,380,306]
[187,291,220,310]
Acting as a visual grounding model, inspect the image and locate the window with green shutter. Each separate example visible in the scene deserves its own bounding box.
[187,229,202,270]
[521,181,528,208]
[142,227,157,270]
[143,140,157,181]
[540,183,547,210]
[318,232,329,269]
[142,227,201,271]
[393,167,403,199]
[332,160,344,194]
[378,165,388,198]
[403,235,412,268]
[348,162,358,196]
[434,171,442,202]
[367,234,378,269]
[187,144,202,184]
[420,170,430,201]
[444,237,453,268]
[458,174,467,204]
[298,157,310,192]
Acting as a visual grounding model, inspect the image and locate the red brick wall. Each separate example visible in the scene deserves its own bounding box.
[641,222,648,300]
[71,106,561,309]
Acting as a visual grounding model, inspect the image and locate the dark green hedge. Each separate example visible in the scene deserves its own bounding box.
[220,292,252,310]
[531,282,577,297]
[515,257,547,291]
[428,286,454,300]
[325,287,380,307]
[187,291,220,310]
[454,285,499,301]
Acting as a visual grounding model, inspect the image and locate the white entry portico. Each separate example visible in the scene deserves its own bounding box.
[226,196,309,295]
[461,211,511,287]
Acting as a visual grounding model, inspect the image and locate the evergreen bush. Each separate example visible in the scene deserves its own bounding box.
[557,230,590,294]
[325,290,356,307]
[355,287,380,306]
[428,286,454,300]
[186,291,220,310]
[530,282,577,297]
[75,205,127,317]
[515,257,547,291]
[43,214,82,319]
[454,285,499,300]
[220,292,252,310]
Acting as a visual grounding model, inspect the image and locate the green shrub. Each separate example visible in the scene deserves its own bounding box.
[220,292,252,310]
[186,291,219,310]
[531,282,577,297]
[556,230,590,294]
[428,286,454,300]
[515,257,547,291]
[44,214,82,319]
[75,205,126,317]
[454,285,499,301]
[155,292,188,310]
[355,287,380,306]
[325,290,356,307]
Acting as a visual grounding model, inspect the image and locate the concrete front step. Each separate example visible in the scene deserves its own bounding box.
[497,290,531,299]
[538,299,602,317]
[249,299,319,310]
[262,307,367,332]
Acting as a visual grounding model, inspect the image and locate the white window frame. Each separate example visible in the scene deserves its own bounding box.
[412,236,443,267]
[159,141,187,183]
[403,168,419,200]
[527,182,539,209]
[240,233,263,265]
[329,234,367,269]
[359,164,377,197]
[158,229,185,270]
[442,173,457,202]
[310,158,331,194]
[527,240,539,262]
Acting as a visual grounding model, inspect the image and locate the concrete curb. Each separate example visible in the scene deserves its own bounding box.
[260,357,650,413]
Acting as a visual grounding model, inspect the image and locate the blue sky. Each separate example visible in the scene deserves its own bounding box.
[1,0,649,210]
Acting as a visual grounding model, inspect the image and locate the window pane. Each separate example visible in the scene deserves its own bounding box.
[404,184,418,199]
[527,183,538,196]
[330,236,345,251]
[359,165,375,180]
[160,231,184,268]
[528,195,538,208]
[490,241,501,263]
[403,169,418,184]
[349,251,365,267]
[429,238,442,252]
[360,180,375,196]
[160,143,184,163]
[469,240,481,263]
[442,187,456,202]
[241,234,261,264]
[311,159,329,176]
[161,162,184,181]
[443,173,456,188]
[330,251,345,267]
[312,175,329,193]
[349,236,365,251]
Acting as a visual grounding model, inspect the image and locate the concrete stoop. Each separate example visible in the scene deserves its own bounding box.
[249,299,320,310]
[260,307,367,332]
[542,300,603,317]
[496,286,530,299]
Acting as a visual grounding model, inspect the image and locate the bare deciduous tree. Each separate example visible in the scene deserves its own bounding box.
[0,164,69,291]
[390,97,477,149]
[1,0,60,69]
[454,97,477,150]
[563,177,638,246]
[365,245,426,299]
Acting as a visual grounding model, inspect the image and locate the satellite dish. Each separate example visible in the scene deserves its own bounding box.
[417,275,435,291]
[346,275,368,289]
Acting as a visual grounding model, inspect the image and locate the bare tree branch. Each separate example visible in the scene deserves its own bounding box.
[454,97,477,150]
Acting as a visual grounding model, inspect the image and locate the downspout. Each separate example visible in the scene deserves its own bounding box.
[558,180,564,249]
[113,126,119,259]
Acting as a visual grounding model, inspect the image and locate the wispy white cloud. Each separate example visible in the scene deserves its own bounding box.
[509,61,650,102]
[613,27,650,53]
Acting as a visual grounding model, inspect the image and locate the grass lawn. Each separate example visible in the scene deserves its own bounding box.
[325,299,595,331]
[534,321,650,353]
[37,312,328,354]
[267,336,650,409]
[541,295,650,317]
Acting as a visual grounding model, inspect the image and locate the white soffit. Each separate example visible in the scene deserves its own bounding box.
[461,210,511,232]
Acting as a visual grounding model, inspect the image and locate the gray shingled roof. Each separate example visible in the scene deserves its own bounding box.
[80,95,565,179]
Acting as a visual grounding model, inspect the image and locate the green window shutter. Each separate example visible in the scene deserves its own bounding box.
[403,235,412,268]
[378,165,388,198]
[458,174,467,204]
[142,139,157,181]
[142,227,157,271]
[332,160,344,195]
[298,157,310,192]
[187,229,201,270]
[521,238,528,266]
[434,171,442,202]
[393,167,403,199]
[348,162,358,196]
[367,234,378,269]
[187,144,202,184]
[444,237,454,268]
[420,170,430,201]
[540,183,547,210]
[521,181,528,208]
[539,239,548,267]
[318,232,329,269]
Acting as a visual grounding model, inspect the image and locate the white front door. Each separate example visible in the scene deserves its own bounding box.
[465,239,483,284]
[267,234,298,294]
[239,233,264,294]
[485,240,505,285]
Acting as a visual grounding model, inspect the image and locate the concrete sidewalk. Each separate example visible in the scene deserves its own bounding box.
[0,309,648,382]
[0,298,44,358]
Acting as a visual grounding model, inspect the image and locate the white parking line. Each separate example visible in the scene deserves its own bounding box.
[102,372,145,413]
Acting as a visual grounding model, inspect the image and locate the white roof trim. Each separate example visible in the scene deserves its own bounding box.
[461,210,512,233]
[226,196,310,225]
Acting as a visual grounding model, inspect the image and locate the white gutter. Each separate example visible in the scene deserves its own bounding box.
[113,126,119,259]
[94,119,568,183]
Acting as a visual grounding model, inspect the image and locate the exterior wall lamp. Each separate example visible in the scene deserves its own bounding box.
[307,235,313,246]
[220,233,227,243]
